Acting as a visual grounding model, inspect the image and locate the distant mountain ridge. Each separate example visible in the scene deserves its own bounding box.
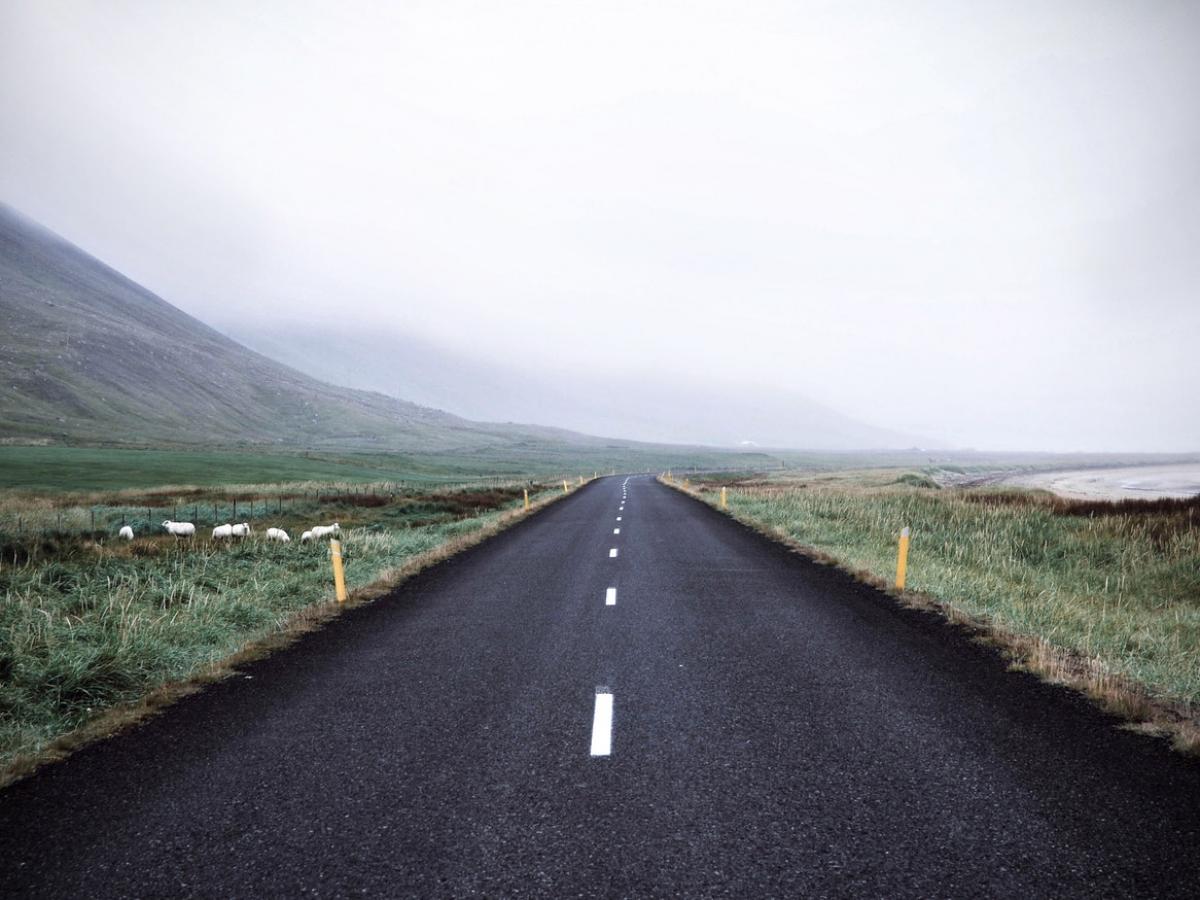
[0,203,918,456]
[227,324,927,451]
[0,204,612,451]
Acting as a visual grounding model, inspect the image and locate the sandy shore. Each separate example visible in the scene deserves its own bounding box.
[1002,463,1200,501]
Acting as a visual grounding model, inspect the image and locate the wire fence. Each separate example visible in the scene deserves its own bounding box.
[0,477,542,541]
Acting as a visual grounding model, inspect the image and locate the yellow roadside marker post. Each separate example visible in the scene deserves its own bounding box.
[330,539,348,603]
[524,488,530,511]
[563,480,570,494]
[721,487,728,509]
[895,527,910,591]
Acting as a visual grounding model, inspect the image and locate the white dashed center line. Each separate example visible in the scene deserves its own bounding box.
[613,527,620,534]
[609,548,618,558]
[605,587,617,606]
[616,516,621,521]
[591,691,613,756]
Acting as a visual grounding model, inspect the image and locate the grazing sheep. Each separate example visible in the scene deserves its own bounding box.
[300,530,314,543]
[231,522,252,538]
[161,520,195,538]
[309,523,342,540]
[265,527,290,543]
[118,525,134,540]
[212,523,234,540]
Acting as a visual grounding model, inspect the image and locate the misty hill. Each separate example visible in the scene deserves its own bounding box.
[0,205,625,453]
[226,324,925,451]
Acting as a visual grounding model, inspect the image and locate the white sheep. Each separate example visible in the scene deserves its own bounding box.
[231,522,252,538]
[161,520,195,538]
[309,523,341,540]
[300,530,314,543]
[118,525,134,540]
[212,523,234,540]
[265,527,290,543]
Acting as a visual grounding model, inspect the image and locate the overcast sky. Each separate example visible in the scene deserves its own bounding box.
[2,0,1198,452]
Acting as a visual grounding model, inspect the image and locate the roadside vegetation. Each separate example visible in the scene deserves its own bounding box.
[0,444,778,493]
[673,470,1200,751]
[0,477,566,779]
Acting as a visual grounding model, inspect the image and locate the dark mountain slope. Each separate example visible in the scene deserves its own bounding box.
[0,205,607,452]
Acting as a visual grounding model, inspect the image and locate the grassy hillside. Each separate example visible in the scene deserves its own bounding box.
[0,205,653,454]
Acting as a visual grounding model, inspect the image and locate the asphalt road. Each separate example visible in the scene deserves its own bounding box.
[2,475,1199,898]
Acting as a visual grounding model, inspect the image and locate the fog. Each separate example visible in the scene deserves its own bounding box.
[2,1,1198,451]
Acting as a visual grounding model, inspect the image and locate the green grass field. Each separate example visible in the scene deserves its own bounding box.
[0,444,787,493]
[0,476,566,776]
[0,445,539,492]
[679,471,1200,747]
